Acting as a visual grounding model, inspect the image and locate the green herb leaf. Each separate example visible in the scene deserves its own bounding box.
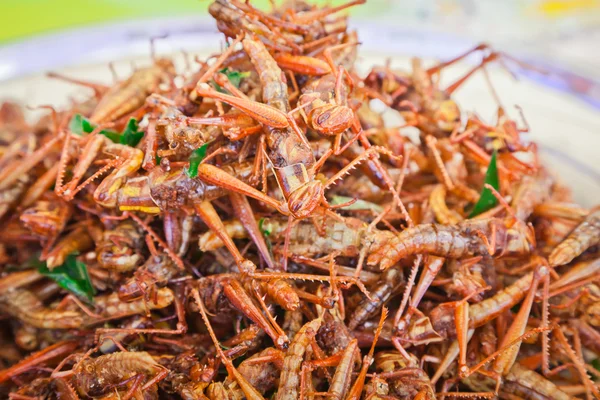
[213,82,226,94]
[119,118,144,147]
[330,195,383,213]
[258,218,271,237]
[100,129,121,143]
[186,143,210,178]
[155,155,162,165]
[68,114,141,146]
[592,358,600,371]
[220,68,250,88]
[38,254,95,303]
[469,149,500,218]
[258,218,274,258]
[69,114,95,136]
[213,68,250,93]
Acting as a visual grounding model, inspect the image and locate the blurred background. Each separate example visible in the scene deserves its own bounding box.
[1,0,600,106]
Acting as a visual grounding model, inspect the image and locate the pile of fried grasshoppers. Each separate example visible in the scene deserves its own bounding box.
[0,0,599,399]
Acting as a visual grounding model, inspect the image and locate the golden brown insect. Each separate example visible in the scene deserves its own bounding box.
[500,363,572,400]
[117,254,179,302]
[89,287,174,323]
[19,194,72,241]
[374,351,435,399]
[276,317,322,400]
[429,184,463,224]
[193,36,401,231]
[549,209,600,267]
[511,171,554,221]
[90,58,175,123]
[363,54,469,137]
[348,267,402,331]
[430,268,538,339]
[55,132,144,207]
[0,289,83,329]
[67,351,168,398]
[367,217,535,270]
[200,215,366,257]
[96,220,144,272]
[195,275,291,349]
[192,288,266,400]
[1,1,598,398]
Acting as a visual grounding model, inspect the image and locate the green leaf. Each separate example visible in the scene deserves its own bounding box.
[119,118,144,147]
[330,195,383,213]
[100,129,121,143]
[186,143,210,178]
[592,358,600,371]
[220,68,250,88]
[38,254,95,303]
[67,114,141,146]
[469,149,500,218]
[69,114,95,136]
[258,218,273,258]
[258,218,271,236]
[213,82,226,93]
[213,68,250,93]
[155,155,162,165]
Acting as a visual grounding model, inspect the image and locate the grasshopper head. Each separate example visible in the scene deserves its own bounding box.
[287,180,324,219]
[310,104,354,136]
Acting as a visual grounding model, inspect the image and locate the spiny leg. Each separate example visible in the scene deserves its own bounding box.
[191,288,269,400]
[552,326,599,399]
[425,135,455,190]
[455,266,550,389]
[57,133,105,198]
[346,307,388,399]
[223,278,289,349]
[126,212,185,270]
[392,255,424,334]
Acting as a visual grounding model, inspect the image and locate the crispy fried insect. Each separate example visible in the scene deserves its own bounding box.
[0,1,597,398]
[276,317,322,400]
[430,269,537,339]
[348,267,402,330]
[549,209,600,267]
[0,289,83,329]
[367,218,535,270]
[71,351,168,398]
[200,215,365,257]
[97,221,145,272]
[90,58,175,123]
[89,287,174,322]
